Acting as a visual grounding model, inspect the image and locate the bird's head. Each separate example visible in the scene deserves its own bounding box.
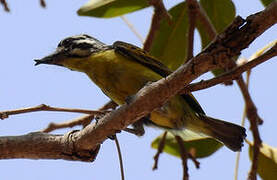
[34,34,108,71]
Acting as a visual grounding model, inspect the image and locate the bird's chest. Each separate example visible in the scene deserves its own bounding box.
[86,60,154,105]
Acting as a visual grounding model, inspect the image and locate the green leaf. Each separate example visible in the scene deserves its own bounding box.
[151,131,223,158]
[78,0,149,18]
[249,142,277,180]
[149,2,189,71]
[196,0,236,76]
[260,0,275,7]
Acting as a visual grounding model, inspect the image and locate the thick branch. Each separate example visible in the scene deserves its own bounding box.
[0,132,100,162]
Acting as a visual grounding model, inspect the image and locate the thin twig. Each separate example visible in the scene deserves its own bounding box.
[41,101,117,133]
[181,42,277,94]
[175,136,189,180]
[99,100,118,111]
[143,0,171,51]
[0,104,110,120]
[41,115,94,133]
[40,0,46,8]
[114,135,125,180]
[186,0,197,62]
[152,131,167,170]
[188,152,200,169]
[0,0,9,11]
[237,77,262,180]
[194,0,216,39]
[120,16,144,44]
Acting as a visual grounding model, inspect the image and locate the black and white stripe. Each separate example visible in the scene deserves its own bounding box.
[57,34,108,57]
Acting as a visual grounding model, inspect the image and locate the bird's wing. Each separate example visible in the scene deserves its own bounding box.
[113,41,205,115]
[113,41,172,77]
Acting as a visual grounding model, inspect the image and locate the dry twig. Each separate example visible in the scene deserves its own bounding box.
[195,1,216,40]
[40,0,46,8]
[42,101,117,133]
[186,0,197,61]
[144,0,171,51]
[0,104,110,120]
[175,136,189,180]
[42,115,95,133]
[152,131,167,170]
[0,0,9,11]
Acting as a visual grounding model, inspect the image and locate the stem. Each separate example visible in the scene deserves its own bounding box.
[114,135,125,180]
[120,16,144,44]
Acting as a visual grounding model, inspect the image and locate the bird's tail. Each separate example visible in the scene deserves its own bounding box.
[194,114,246,151]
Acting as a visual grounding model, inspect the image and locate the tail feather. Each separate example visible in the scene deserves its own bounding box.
[198,114,246,151]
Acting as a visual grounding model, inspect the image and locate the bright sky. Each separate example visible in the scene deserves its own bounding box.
[0,0,276,180]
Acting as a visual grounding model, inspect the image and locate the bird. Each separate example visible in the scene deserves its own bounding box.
[34,34,246,151]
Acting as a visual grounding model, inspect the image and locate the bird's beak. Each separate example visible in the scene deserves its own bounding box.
[34,51,64,66]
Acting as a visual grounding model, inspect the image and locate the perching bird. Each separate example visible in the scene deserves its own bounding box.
[35,34,246,151]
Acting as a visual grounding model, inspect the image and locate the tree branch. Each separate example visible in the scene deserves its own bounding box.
[0,132,100,162]
[195,1,216,39]
[0,104,109,120]
[41,101,117,133]
[42,115,95,133]
[175,135,189,180]
[144,0,171,51]
[0,0,9,12]
[152,131,167,170]
[181,43,277,93]
[186,0,197,61]
[40,0,46,8]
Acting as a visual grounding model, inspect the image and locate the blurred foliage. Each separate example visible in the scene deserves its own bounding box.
[260,0,275,7]
[78,0,149,18]
[249,142,277,180]
[152,131,223,158]
[149,2,189,71]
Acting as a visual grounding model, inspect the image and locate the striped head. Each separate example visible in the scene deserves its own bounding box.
[34,34,109,69]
